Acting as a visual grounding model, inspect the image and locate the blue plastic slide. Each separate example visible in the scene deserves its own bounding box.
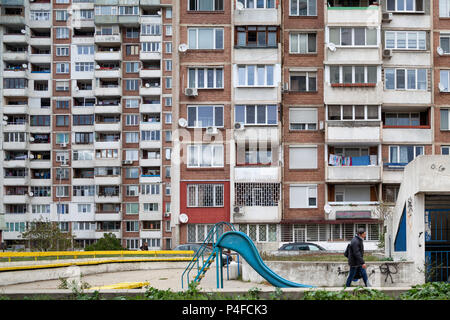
[215,231,315,288]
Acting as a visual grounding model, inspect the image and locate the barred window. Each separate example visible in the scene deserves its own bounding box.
[234,183,280,207]
[187,184,224,207]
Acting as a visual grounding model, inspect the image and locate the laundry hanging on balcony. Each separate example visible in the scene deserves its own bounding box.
[329,154,371,166]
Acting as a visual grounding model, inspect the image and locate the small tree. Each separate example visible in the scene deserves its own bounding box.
[373,201,393,250]
[21,218,74,251]
[84,232,124,251]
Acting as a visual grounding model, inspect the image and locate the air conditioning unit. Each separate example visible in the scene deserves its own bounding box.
[123,160,133,164]
[60,142,67,148]
[164,212,170,217]
[233,206,244,215]
[382,12,392,22]
[205,126,218,135]
[282,82,289,92]
[185,88,198,96]
[234,122,245,130]
[382,49,392,58]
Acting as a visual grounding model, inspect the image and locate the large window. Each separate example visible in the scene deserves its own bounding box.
[440,109,450,130]
[189,0,224,11]
[384,112,424,126]
[141,24,160,36]
[440,70,450,92]
[289,146,317,169]
[440,0,450,17]
[329,27,377,47]
[188,67,223,89]
[237,0,275,8]
[236,26,278,48]
[385,31,426,50]
[290,33,316,54]
[235,105,277,125]
[188,28,224,50]
[329,66,377,85]
[387,0,423,12]
[327,105,379,121]
[237,65,275,87]
[389,145,424,164]
[187,144,224,168]
[234,183,280,206]
[187,184,224,207]
[290,0,316,16]
[385,68,427,90]
[289,108,317,130]
[187,105,224,128]
[289,185,317,208]
[289,71,316,92]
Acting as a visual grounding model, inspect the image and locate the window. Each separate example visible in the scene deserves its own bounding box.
[79,9,94,20]
[335,185,371,202]
[141,184,160,195]
[385,68,427,90]
[95,6,117,15]
[126,221,139,232]
[55,81,69,91]
[165,77,172,89]
[440,0,450,17]
[30,10,50,21]
[290,71,317,92]
[74,132,93,144]
[126,27,139,38]
[126,79,139,91]
[32,204,50,214]
[442,146,450,155]
[290,33,316,53]
[165,42,172,53]
[165,60,172,71]
[30,115,50,126]
[187,184,224,207]
[78,204,92,213]
[126,150,139,161]
[56,186,70,198]
[187,105,224,128]
[289,108,317,130]
[73,150,94,161]
[289,146,317,169]
[290,0,317,16]
[188,28,224,50]
[385,31,426,50]
[141,42,160,52]
[141,24,160,36]
[441,109,450,130]
[389,145,424,164]
[440,70,450,92]
[236,26,278,48]
[125,132,139,143]
[165,113,172,124]
[56,63,70,74]
[235,183,280,206]
[329,66,377,85]
[383,185,400,203]
[187,144,224,167]
[119,6,139,15]
[237,0,275,8]
[141,130,160,141]
[56,100,69,109]
[56,115,69,127]
[125,114,139,126]
[165,25,172,36]
[237,65,275,86]
[387,0,424,12]
[73,185,95,196]
[96,149,118,159]
[126,185,139,197]
[56,133,69,144]
[73,115,94,126]
[56,27,69,39]
[189,0,224,10]
[188,67,224,89]
[289,185,317,208]
[56,47,69,56]
[329,27,377,47]
[126,62,139,73]
[75,62,94,72]
[384,112,422,126]
[235,105,277,125]
[327,105,379,121]
[4,78,27,89]
[125,99,139,109]
[126,203,139,214]
[55,10,68,21]
[243,148,272,165]
[143,203,159,212]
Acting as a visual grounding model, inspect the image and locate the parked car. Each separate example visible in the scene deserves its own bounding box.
[278,242,326,252]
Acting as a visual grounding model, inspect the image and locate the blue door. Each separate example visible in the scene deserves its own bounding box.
[425,210,450,282]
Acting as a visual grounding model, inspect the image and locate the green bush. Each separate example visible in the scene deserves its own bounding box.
[84,233,124,251]
[400,282,450,300]
[303,287,393,300]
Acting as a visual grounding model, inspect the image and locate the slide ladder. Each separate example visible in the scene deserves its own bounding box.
[181,222,315,289]
[181,222,235,289]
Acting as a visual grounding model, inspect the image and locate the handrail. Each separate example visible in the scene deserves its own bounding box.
[0,250,194,262]
[181,222,235,288]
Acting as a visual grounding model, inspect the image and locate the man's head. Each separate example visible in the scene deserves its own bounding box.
[357,228,367,239]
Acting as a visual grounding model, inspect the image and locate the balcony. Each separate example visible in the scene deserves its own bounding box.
[94,140,121,149]
[2,34,26,43]
[3,195,27,204]
[139,211,162,221]
[139,68,161,78]
[94,212,122,221]
[94,104,121,113]
[140,103,161,113]
[140,51,161,60]
[118,15,139,26]
[139,140,161,149]
[326,121,381,144]
[0,0,24,5]
[326,5,380,26]
[326,202,378,222]
[140,230,161,240]
[95,50,122,61]
[3,88,28,96]
[324,82,383,105]
[0,15,25,25]
[326,165,381,183]
[233,205,281,223]
[383,127,432,144]
[94,15,119,25]
[94,121,121,132]
[383,90,431,105]
[94,68,121,79]
[95,86,121,96]
[94,33,121,43]
[28,54,51,64]
[3,51,27,60]
[234,7,279,25]
[95,194,121,203]
[139,158,161,167]
[95,230,120,239]
[234,166,280,183]
[140,121,161,131]
[139,85,161,96]
[233,126,279,143]
[3,105,28,114]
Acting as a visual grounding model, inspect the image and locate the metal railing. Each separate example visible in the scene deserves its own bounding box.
[425,251,450,282]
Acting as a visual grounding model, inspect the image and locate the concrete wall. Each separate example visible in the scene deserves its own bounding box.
[242,259,417,287]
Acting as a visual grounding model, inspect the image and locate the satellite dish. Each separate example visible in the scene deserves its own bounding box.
[178,118,188,127]
[324,204,332,215]
[28,192,34,197]
[29,137,35,142]
[20,29,26,34]
[327,43,336,52]
[29,154,35,159]
[157,10,162,15]
[178,43,188,53]
[179,213,188,224]
[95,65,101,69]
[3,116,8,120]
[145,83,150,88]
[236,2,244,10]
[437,46,444,56]
[22,64,28,69]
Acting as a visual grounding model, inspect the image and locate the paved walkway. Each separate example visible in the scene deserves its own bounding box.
[0,265,273,293]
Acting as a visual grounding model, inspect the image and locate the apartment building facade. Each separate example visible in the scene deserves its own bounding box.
[1,0,448,251]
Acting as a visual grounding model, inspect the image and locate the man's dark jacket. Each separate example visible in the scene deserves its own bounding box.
[347,235,365,267]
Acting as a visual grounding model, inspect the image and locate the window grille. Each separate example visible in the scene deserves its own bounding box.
[234,183,280,206]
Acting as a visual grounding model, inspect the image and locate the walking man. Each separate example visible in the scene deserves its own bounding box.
[345,228,369,287]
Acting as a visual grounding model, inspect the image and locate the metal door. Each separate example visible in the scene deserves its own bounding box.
[425,209,450,282]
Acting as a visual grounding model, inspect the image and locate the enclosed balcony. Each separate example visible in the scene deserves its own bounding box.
[382,108,432,144]
[326,1,381,26]
[139,149,161,167]
[234,0,280,25]
[0,6,25,25]
[94,100,122,114]
[95,79,121,96]
[139,61,161,78]
[94,46,122,61]
[94,114,121,131]
[140,79,161,95]
[94,62,121,78]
